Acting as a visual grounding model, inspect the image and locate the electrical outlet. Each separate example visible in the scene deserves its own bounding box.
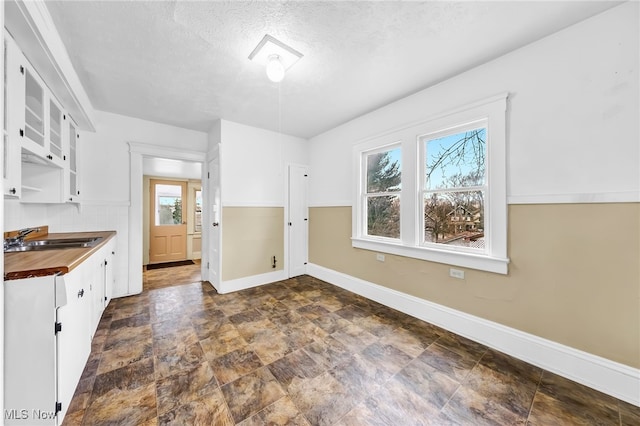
[449,268,465,279]
[376,253,385,262]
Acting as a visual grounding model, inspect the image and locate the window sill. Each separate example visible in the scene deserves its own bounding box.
[352,237,509,274]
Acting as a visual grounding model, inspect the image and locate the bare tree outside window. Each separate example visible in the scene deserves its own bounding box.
[365,148,401,238]
[423,127,486,249]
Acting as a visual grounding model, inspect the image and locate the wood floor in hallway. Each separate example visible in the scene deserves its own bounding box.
[143,259,202,291]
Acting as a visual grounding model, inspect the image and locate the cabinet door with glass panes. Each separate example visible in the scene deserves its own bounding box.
[3,32,22,198]
[17,53,65,168]
[66,118,81,202]
[48,96,65,165]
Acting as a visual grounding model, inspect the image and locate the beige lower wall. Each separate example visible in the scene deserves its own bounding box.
[222,207,284,281]
[309,203,640,368]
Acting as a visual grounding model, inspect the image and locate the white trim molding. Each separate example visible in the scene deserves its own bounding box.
[222,201,285,208]
[213,270,288,294]
[79,199,131,207]
[307,263,640,407]
[309,201,353,208]
[508,191,640,205]
[129,141,205,162]
[352,237,509,274]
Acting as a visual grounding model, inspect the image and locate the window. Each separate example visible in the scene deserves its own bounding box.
[154,183,183,225]
[353,94,509,274]
[194,189,202,233]
[363,145,402,239]
[421,122,487,253]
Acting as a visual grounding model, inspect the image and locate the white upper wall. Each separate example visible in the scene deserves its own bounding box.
[81,110,208,202]
[308,2,639,207]
[218,119,308,206]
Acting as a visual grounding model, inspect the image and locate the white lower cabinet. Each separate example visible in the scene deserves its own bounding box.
[4,275,60,425]
[4,238,116,425]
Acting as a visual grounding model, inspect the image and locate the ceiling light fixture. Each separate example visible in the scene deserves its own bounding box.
[265,54,285,83]
[249,34,303,83]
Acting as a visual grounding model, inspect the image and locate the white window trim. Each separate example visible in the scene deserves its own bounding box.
[352,93,509,274]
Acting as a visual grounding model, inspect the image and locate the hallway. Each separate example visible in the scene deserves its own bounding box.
[143,260,202,291]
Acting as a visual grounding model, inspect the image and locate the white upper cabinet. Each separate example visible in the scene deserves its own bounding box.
[4,1,97,203]
[3,32,75,203]
[3,31,21,198]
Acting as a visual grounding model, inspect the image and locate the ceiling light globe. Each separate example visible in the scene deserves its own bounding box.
[266,54,285,83]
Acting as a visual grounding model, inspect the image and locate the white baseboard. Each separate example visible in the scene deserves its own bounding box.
[216,269,288,294]
[307,263,640,407]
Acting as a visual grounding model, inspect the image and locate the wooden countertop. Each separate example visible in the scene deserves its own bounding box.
[4,231,116,280]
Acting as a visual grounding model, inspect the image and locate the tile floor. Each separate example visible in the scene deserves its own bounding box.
[62,274,639,425]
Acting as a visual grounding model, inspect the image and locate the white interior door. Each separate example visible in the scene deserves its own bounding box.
[288,165,308,277]
[207,153,221,286]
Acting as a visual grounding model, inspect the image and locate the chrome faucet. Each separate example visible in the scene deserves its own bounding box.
[4,227,40,251]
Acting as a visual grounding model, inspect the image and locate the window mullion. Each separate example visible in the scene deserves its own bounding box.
[423,185,485,195]
[367,190,401,197]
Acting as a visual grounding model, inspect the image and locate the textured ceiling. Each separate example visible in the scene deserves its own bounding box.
[46,1,621,139]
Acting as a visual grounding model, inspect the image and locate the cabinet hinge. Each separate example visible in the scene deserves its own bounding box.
[54,322,62,334]
[19,129,24,137]
[19,65,24,75]
[207,172,210,179]
[207,262,210,269]
[55,402,62,414]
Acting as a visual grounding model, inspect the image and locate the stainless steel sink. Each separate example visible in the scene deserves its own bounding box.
[4,237,103,252]
[24,237,101,246]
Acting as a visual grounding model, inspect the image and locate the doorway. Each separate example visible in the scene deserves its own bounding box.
[149,179,188,264]
[129,143,206,295]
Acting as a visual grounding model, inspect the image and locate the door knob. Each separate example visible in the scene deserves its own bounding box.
[212,222,219,227]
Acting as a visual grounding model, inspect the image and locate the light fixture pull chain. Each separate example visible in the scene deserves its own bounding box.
[279,82,282,137]
[278,80,283,165]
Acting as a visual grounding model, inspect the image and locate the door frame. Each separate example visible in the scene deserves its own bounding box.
[284,163,309,278]
[129,142,206,295]
[204,147,222,287]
